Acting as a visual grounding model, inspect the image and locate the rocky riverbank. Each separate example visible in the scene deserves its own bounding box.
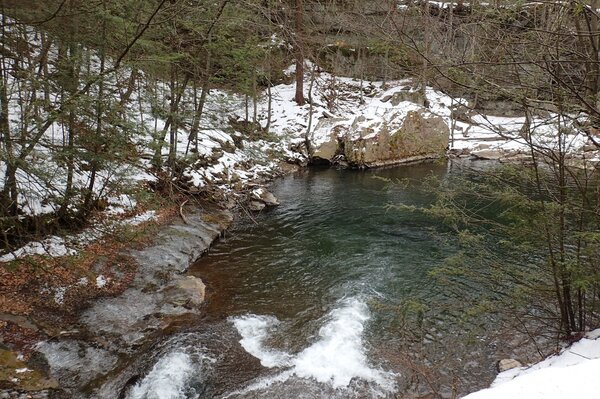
[1,205,232,398]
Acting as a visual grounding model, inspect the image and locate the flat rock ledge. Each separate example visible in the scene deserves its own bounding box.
[34,209,232,398]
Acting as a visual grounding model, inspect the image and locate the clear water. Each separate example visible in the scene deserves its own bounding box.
[123,162,541,399]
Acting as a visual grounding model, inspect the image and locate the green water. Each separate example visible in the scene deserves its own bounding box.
[157,161,542,398]
[194,164,455,322]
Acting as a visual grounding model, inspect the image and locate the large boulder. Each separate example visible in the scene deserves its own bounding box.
[309,118,348,163]
[344,110,449,167]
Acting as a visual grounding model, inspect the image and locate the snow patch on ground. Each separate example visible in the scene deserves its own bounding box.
[0,211,157,262]
[96,275,109,288]
[0,236,76,262]
[464,330,600,399]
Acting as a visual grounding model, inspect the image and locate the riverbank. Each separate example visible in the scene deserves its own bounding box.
[0,204,226,396]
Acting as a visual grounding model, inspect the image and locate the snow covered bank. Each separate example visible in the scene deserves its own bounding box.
[293,70,600,166]
[464,330,600,399]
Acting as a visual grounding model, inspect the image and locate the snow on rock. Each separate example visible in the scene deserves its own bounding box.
[464,330,600,399]
[267,64,596,165]
[15,368,31,374]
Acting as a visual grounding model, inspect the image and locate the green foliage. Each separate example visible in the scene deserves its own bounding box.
[394,163,600,338]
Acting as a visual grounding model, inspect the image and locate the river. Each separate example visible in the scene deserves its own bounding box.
[123,161,542,399]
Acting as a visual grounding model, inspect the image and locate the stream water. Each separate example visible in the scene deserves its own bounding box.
[122,161,539,399]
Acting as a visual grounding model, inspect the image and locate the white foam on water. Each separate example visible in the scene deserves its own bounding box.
[292,298,392,388]
[231,314,293,368]
[230,297,396,394]
[221,369,296,399]
[127,352,194,399]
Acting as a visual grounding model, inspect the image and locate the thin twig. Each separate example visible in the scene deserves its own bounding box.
[179,199,189,224]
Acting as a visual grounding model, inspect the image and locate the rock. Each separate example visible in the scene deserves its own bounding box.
[389,90,427,106]
[36,341,116,389]
[166,276,206,307]
[344,110,449,167]
[311,132,339,163]
[451,104,478,125]
[252,188,279,206]
[471,149,503,160]
[447,148,471,158]
[248,201,265,212]
[497,358,522,372]
[499,153,532,163]
[477,100,523,117]
[309,118,348,163]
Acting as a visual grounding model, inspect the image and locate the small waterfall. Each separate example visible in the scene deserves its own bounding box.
[227,297,396,397]
[126,352,195,399]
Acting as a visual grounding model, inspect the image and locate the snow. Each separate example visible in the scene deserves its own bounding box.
[15,368,30,374]
[0,210,158,262]
[0,236,76,262]
[54,286,67,305]
[106,194,138,215]
[127,211,157,226]
[2,9,598,262]
[464,329,600,399]
[96,275,109,288]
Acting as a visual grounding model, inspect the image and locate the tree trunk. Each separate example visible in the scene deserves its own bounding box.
[266,80,272,132]
[294,0,305,105]
[151,70,189,169]
[83,10,108,215]
[120,69,138,107]
[58,39,80,220]
[168,69,178,168]
[305,63,318,156]
[252,70,258,123]
[0,11,18,217]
